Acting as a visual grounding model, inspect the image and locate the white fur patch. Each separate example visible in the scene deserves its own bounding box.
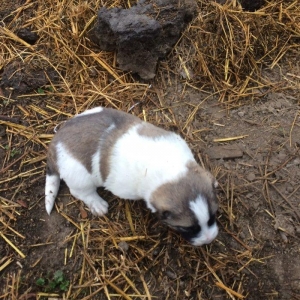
[75,107,103,117]
[105,123,116,135]
[55,142,108,215]
[45,174,60,215]
[189,196,218,246]
[104,124,194,204]
[91,147,102,186]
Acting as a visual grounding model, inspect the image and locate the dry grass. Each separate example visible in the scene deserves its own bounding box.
[0,0,299,299]
[172,0,300,107]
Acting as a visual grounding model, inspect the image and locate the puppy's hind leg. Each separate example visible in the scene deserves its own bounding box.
[70,187,109,216]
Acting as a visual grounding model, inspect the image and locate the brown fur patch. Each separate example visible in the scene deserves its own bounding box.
[150,161,218,227]
[46,143,59,175]
[48,108,142,180]
[50,114,103,173]
[137,122,173,138]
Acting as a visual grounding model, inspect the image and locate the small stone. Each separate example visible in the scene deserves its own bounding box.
[239,232,246,239]
[246,193,254,199]
[252,201,260,210]
[166,270,177,280]
[293,159,300,165]
[118,241,129,252]
[152,248,159,256]
[247,172,256,181]
[279,231,288,243]
[224,162,231,169]
[277,151,286,160]
[88,67,98,78]
[237,111,245,117]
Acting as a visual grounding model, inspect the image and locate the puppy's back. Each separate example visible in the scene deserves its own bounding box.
[52,107,142,152]
[48,108,141,173]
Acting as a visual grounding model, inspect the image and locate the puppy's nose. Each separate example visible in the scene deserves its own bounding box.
[204,229,218,243]
[204,235,214,243]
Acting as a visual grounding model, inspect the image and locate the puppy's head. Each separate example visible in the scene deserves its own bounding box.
[150,162,218,246]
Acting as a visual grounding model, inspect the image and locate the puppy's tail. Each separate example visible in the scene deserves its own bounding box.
[45,164,60,215]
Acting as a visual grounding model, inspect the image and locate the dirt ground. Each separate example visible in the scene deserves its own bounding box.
[1,0,300,299]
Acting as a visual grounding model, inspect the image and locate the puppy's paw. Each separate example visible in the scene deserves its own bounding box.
[70,189,108,216]
[89,199,109,216]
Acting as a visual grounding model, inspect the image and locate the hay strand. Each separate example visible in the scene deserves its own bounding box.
[0,232,26,258]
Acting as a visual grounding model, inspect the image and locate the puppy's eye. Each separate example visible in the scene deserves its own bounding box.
[207,214,216,227]
[177,224,201,234]
[177,226,189,233]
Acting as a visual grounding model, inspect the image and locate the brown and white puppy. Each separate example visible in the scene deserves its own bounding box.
[45,107,219,246]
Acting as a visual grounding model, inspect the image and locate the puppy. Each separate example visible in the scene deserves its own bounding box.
[45,107,219,246]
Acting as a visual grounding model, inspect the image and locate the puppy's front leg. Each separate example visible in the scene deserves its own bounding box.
[69,188,108,216]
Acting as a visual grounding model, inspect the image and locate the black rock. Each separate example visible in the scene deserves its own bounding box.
[239,0,265,11]
[16,28,39,45]
[214,0,265,11]
[90,0,197,79]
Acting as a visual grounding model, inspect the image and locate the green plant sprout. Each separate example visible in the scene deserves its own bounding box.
[36,270,69,292]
